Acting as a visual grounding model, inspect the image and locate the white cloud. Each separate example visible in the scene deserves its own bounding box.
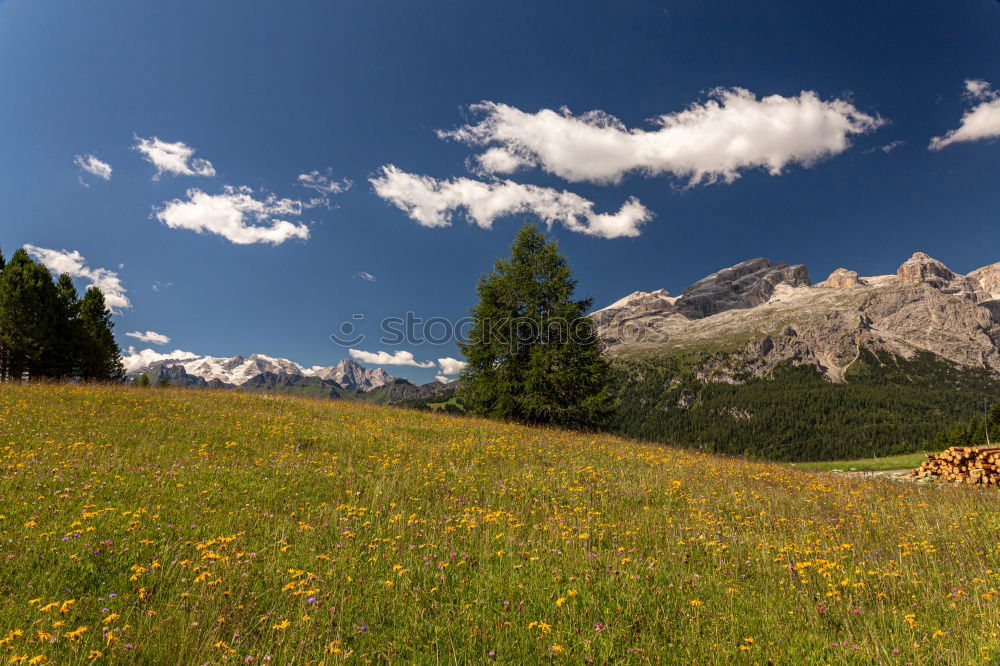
[126,330,171,345]
[356,271,376,282]
[74,154,112,181]
[966,79,991,98]
[370,165,651,239]
[348,349,436,368]
[437,357,466,376]
[434,374,451,383]
[297,168,352,207]
[154,186,311,245]
[24,245,131,312]
[867,139,904,154]
[439,88,884,186]
[121,348,199,374]
[133,135,216,179]
[929,79,1000,150]
[472,147,533,175]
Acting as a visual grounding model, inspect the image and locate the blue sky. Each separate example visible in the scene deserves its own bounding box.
[1,0,998,383]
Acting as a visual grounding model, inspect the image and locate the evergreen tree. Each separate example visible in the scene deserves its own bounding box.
[78,287,125,381]
[137,373,151,386]
[0,249,61,379]
[52,274,84,377]
[458,224,611,427]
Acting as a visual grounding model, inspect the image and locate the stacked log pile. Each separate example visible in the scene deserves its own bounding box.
[912,446,1000,484]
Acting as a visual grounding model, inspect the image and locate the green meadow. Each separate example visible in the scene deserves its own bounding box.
[1,383,998,664]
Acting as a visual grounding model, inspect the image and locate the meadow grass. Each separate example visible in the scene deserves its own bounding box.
[789,452,930,473]
[1,383,998,664]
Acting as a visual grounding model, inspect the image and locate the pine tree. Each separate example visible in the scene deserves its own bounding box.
[78,287,125,381]
[458,224,611,428]
[0,249,61,379]
[53,274,84,377]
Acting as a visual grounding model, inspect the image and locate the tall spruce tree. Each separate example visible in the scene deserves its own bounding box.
[78,287,125,381]
[53,274,84,377]
[458,224,611,428]
[0,249,61,379]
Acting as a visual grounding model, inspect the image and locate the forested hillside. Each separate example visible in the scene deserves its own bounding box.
[612,349,1000,461]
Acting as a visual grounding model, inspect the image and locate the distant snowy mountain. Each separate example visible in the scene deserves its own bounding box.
[311,359,393,391]
[122,350,442,400]
[123,351,330,386]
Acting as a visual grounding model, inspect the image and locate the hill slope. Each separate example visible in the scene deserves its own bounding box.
[1,384,998,663]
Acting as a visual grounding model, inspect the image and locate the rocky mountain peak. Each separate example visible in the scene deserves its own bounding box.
[590,289,678,331]
[324,358,392,392]
[896,252,987,301]
[968,262,1000,300]
[897,252,958,287]
[825,268,866,289]
[673,258,811,319]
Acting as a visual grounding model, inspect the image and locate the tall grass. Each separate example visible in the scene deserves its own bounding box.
[1,383,998,663]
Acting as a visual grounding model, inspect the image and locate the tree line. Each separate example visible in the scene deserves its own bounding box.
[0,246,124,381]
[926,401,1000,451]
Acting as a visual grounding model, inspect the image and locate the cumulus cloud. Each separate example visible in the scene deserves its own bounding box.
[74,154,112,181]
[929,79,1000,150]
[24,245,130,312]
[356,271,376,282]
[472,147,533,175]
[437,357,466,376]
[126,330,171,345]
[121,348,200,374]
[439,88,884,186]
[297,168,353,207]
[348,349,436,368]
[154,186,311,245]
[370,165,651,239]
[434,374,451,383]
[133,136,216,179]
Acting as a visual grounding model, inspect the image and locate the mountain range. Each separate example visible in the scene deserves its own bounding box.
[124,353,455,403]
[595,251,1000,461]
[593,251,1000,381]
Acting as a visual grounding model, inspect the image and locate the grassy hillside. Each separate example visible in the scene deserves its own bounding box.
[1,384,999,663]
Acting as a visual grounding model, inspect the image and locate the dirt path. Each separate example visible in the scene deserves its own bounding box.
[831,469,930,484]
